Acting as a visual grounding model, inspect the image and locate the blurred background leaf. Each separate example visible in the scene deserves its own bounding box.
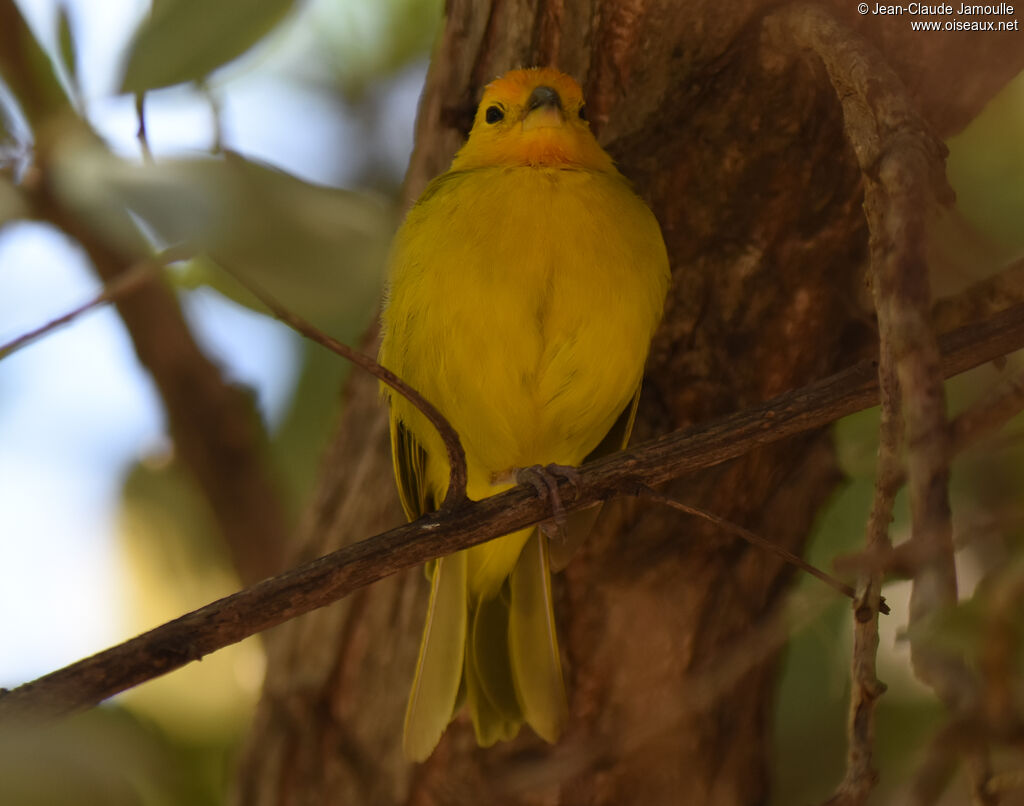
[0,0,73,126]
[120,0,299,94]
[0,174,26,225]
[0,706,238,806]
[946,74,1024,261]
[1,0,442,802]
[47,138,395,329]
[115,455,266,741]
[772,70,1024,803]
[56,2,78,99]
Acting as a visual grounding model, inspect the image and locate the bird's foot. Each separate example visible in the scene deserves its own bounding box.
[515,463,582,541]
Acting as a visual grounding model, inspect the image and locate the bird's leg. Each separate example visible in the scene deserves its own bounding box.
[515,463,582,542]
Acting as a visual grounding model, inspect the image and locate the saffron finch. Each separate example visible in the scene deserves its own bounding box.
[379,67,670,761]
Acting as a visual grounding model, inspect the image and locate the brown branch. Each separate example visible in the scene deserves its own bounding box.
[932,255,1024,336]
[834,364,1024,579]
[798,0,967,710]
[950,368,1024,456]
[217,264,469,508]
[0,258,160,360]
[1,302,1021,723]
[638,486,888,613]
[834,258,1024,586]
[775,5,994,802]
[803,9,903,797]
[826,342,901,806]
[134,93,153,164]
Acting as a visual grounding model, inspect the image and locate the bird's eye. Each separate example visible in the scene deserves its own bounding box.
[485,105,504,124]
[578,104,587,121]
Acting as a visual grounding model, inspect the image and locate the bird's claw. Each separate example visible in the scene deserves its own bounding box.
[516,463,581,541]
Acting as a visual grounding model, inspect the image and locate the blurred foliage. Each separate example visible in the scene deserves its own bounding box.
[56,4,78,98]
[117,457,266,740]
[771,68,1024,804]
[311,0,443,98]
[0,707,235,806]
[947,71,1024,260]
[774,363,1024,803]
[0,172,27,224]
[47,132,395,327]
[0,0,440,801]
[0,0,71,127]
[120,0,299,93]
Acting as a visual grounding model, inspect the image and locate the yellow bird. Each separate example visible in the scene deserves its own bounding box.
[379,67,669,761]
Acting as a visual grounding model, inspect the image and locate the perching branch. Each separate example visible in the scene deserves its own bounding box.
[1,301,1022,723]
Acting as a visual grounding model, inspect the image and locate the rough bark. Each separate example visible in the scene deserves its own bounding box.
[236,2,1024,804]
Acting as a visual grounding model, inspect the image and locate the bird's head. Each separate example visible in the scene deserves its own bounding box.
[451,68,616,172]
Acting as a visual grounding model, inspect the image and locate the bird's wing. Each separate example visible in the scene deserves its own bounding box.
[549,382,642,571]
[584,381,643,465]
[391,416,432,520]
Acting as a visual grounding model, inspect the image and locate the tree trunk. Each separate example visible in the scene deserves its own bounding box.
[235,3,1024,803]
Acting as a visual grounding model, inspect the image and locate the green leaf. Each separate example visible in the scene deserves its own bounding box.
[120,0,298,94]
[947,71,1024,257]
[49,142,394,331]
[45,123,154,257]
[0,0,74,128]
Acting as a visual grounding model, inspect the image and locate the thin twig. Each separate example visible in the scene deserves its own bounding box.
[932,255,1024,336]
[826,348,901,806]
[950,368,1024,455]
[217,264,469,507]
[637,485,888,613]
[0,258,159,360]
[835,365,1024,578]
[0,303,1020,723]
[200,80,224,154]
[134,93,153,164]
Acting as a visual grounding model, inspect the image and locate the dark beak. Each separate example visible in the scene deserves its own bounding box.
[527,85,563,112]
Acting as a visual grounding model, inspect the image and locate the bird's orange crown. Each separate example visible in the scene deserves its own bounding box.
[450,67,617,172]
